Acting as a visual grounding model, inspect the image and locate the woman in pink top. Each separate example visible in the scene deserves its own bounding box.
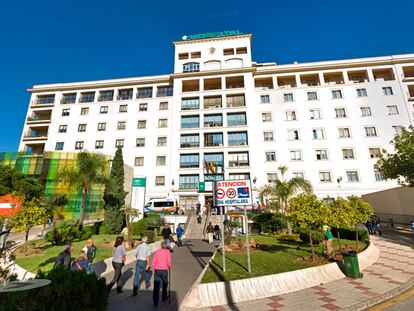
[152,241,171,307]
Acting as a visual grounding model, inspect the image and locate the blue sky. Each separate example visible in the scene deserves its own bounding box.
[1,0,413,151]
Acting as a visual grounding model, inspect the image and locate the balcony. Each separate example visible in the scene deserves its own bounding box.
[136,87,153,99]
[24,143,45,154]
[226,94,245,108]
[22,126,48,141]
[323,72,344,85]
[255,77,273,90]
[277,76,297,88]
[27,111,52,124]
[204,96,222,109]
[402,66,414,81]
[408,85,414,101]
[117,89,133,100]
[300,74,320,86]
[182,80,199,92]
[226,76,244,89]
[373,68,395,81]
[156,86,173,97]
[204,78,221,91]
[348,70,369,83]
[31,98,55,107]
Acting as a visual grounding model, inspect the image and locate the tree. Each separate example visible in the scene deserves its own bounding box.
[0,165,43,201]
[347,196,373,247]
[60,152,108,230]
[121,204,140,247]
[9,199,48,254]
[376,126,414,186]
[326,197,353,252]
[260,166,313,233]
[42,194,68,225]
[103,147,127,234]
[288,193,327,261]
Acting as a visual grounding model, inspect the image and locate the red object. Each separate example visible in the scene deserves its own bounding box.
[0,194,22,218]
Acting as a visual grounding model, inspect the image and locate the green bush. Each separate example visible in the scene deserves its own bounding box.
[251,212,287,233]
[146,215,164,230]
[277,233,300,242]
[0,268,107,311]
[331,227,368,241]
[142,229,156,243]
[297,229,325,244]
[131,218,148,236]
[46,220,83,245]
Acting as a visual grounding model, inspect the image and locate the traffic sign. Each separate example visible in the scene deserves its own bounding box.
[213,180,252,206]
[0,194,22,218]
[132,177,146,188]
[215,188,225,199]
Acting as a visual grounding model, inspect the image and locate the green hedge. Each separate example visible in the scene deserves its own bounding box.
[331,227,368,241]
[0,268,107,311]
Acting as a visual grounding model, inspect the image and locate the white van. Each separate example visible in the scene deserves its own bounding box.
[144,199,178,214]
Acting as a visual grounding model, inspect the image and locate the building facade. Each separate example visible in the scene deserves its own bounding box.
[19,32,414,212]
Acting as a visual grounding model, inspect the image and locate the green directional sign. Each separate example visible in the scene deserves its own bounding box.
[183,30,243,41]
[198,181,205,192]
[132,177,146,188]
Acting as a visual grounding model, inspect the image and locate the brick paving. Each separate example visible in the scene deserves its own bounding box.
[201,228,414,311]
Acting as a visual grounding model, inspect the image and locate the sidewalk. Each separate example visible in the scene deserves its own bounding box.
[199,227,414,311]
[106,239,216,311]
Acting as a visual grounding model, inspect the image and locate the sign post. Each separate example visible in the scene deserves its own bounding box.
[0,194,22,249]
[132,177,147,219]
[214,180,252,273]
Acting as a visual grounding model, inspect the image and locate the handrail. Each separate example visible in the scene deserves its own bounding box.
[183,210,194,236]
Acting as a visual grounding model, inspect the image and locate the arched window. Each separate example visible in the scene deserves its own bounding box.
[183,62,200,73]
[204,60,221,71]
[224,58,243,69]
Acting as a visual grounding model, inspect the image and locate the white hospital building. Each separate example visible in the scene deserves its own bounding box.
[19,31,414,210]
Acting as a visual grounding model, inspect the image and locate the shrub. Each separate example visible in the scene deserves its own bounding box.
[298,229,325,244]
[251,212,287,233]
[0,268,107,311]
[331,227,368,242]
[146,215,164,230]
[46,220,83,245]
[131,218,148,236]
[277,233,300,242]
[142,230,156,243]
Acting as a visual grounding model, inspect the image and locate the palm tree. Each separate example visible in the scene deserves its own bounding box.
[260,166,313,233]
[60,152,108,230]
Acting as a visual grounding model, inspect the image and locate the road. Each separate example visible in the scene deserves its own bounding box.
[369,287,414,311]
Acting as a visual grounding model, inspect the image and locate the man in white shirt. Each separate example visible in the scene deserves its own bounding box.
[132,236,151,296]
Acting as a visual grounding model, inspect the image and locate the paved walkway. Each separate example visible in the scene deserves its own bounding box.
[106,239,216,311]
[200,227,414,311]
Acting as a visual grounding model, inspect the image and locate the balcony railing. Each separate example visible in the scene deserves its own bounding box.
[27,116,51,123]
[23,132,48,140]
[31,99,55,106]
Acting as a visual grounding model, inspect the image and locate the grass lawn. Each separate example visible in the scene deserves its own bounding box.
[202,235,367,283]
[15,234,117,273]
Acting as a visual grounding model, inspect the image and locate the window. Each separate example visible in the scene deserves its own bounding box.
[95,140,104,149]
[58,125,67,133]
[332,90,343,99]
[229,173,250,180]
[267,173,278,183]
[179,174,199,189]
[204,133,223,147]
[118,89,133,100]
[342,148,355,159]
[136,138,145,147]
[382,87,393,96]
[360,106,372,117]
[228,131,248,146]
[204,153,224,168]
[338,127,351,138]
[319,171,332,182]
[263,131,274,142]
[181,115,199,128]
[159,102,168,110]
[312,128,325,139]
[357,88,367,97]
[204,114,223,127]
[98,90,114,101]
[335,108,347,118]
[374,169,385,181]
[155,176,165,186]
[181,97,199,110]
[36,94,55,104]
[183,62,200,73]
[262,112,272,122]
[292,172,304,179]
[180,134,199,148]
[288,129,300,141]
[115,139,124,148]
[135,157,144,166]
[75,141,84,150]
[236,47,247,54]
[365,127,377,137]
[139,103,147,111]
[119,104,128,112]
[156,156,166,166]
[283,93,294,102]
[78,124,87,132]
[61,93,76,104]
[191,51,201,58]
[316,149,328,160]
[286,111,297,121]
[80,92,95,103]
[179,53,189,60]
[346,171,360,182]
[137,87,153,98]
[180,154,199,168]
[265,152,276,162]
[227,112,246,126]
[228,152,249,167]
[260,95,270,103]
[290,150,302,161]
[62,109,70,116]
[307,91,318,101]
[80,107,89,116]
[117,121,126,130]
[55,142,64,150]
[223,48,234,55]
[157,137,167,146]
[137,120,147,129]
[369,148,381,158]
[97,123,106,131]
[226,94,245,107]
[100,106,108,114]
[387,105,399,115]
[204,96,222,108]
[392,125,403,135]
[310,109,322,120]
[158,118,168,128]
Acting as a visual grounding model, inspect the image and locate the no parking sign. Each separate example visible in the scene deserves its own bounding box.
[214,180,252,206]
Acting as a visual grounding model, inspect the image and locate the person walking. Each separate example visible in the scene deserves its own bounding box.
[152,241,171,307]
[71,250,89,271]
[82,239,97,273]
[206,222,214,244]
[132,236,151,297]
[323,225,334,259]
[176,224,184,247]
[54,243,74,269]
[107,236,126,294]
[213,224,220,240]
[161,224,172,244]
